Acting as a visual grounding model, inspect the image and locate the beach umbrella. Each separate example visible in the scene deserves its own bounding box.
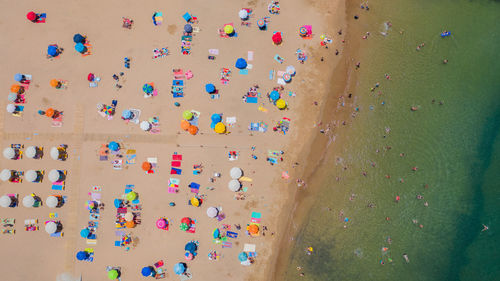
[214,122,226,134]
[228,179,241,192]
[239,9,249,20]
[210,122,216,129]
[180,223,189,231]
[23,195,35,208]
[224,24,234,35]
[0,169,12,181]
[299,26,308,36]
[25,170,39,183]
[190,197,200,207]
[73,34,85,43]
[283,73,292,83]
[238,252,248,262]
[142,83,153,94]
[14,73,24,82]
[184,24,193,33]
[125,220,135,228]
[248,224,259,234]
[141,161,152,171]
[206,207,219,218]
[156,218,167,229]
[270,90,280,101]
[181,217,191,224]
[46,196,59,208]
[3,147,16,159]
[0,195,12,208]
[174,263,186,275]
[48,169,62,182]
[25,146,37,159]
[75,43,86,53]
[114,199,123,208]
[27,11,37,21]
[213,228,220,239]
[126,191,137,201]
[76,251,89,261]
[121,110,132,120]
[276,99,287,109]
[50,147,61,160]
[286,65,296,76]
[47,45,58,57]
[230,167,243,179]
[96,103,104,111]
[45,108,55,117]
[188,125,198,135]
[45,221,58,234]
[108,269,119,280]
[140,121,151,131]
[185,252,193,261]
[8,93,17,102]
[182,110,193,120]
[50,79,60,88]
[108,141,120,151]
[124,212,134,222]
[6,104,16,113]
[211,113,221,123]
[257,19,266,29]
[205,83,215,93]
[80,228,90,238]
[11,84,21,93]
[180,120,190,131]
[185,242,197,253]
[87,73,95,82]
[272,32,282,44]
[235,58,247,69]
[141,266,153,277]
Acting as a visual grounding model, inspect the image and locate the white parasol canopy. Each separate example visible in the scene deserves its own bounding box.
[0,195,12,208]
[0,169,12,181]
[3,147,16,159]
[239,9,249,20]
[6,104,16,113]
[124,212,134,222]
[48,169,62,183]
[23,195,35,208]
[45,221,58,234]
[230,167,243,179]
[206,207,219,218]
[228,179,241,192]
[286,65,296,76]
[46,196,59,208]
[140,121,152,131]
[25,146,37,158]
[50,147,61,160]
[25,170,39,182]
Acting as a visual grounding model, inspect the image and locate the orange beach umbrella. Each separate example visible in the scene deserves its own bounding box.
[50,79,60,88]
[248,224,259,234]
[142,162,152,171]
[10,84,21,93]
[181,120,190,131]
[45,108,55,118]
[188,125,198,135]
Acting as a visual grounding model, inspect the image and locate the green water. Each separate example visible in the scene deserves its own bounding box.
[284,0,500,280]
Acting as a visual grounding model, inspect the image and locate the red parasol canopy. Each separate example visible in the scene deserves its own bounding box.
[272,32,282,44]
[26,12,36,21]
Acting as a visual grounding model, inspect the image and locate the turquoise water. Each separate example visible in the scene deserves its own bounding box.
[284,0,500,280]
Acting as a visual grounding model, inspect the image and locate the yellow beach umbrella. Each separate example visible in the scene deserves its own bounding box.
[224,24,234,35]
[190,197,200,207]
[276,99,286,109]
[214,122,226,134]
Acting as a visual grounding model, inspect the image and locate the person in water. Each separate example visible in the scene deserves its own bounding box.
[403,253,410,263]
[482,224,489,232]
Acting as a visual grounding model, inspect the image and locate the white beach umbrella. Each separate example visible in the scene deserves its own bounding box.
[25,146,37,158]
[23,195,35,208]
[230,167,243,179]
[228,179,241,192]
[206,207,219,218]
[6,104,16,113]
[3,147,16,159]
[140,121,152,131]
[46,196,59,208]
[124,212,134,222]
[48,169,62,183]
[0,195,12,208]
[45,221,57,234]
[286,65,296,76]
[0,169,12,182]
[239,9,248,20]
[50,147,61,160]
[96,103,104,111]
[25,170,39,182]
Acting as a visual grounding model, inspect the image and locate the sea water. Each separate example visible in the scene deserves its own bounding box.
[283,0,500,280]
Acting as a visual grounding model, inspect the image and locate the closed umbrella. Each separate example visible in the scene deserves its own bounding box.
[235,58,247,69]
[45,221,58,234]
[76,251,89,261]
[73,34,85,43]
[206,207,219,218]
[23,195,35,208]
[75,43,86,53]
[25,170,39,183]
[228,179,241,192]
[214,122,226,134]
[25,146,37,159]
[184,24,193,33]
[124,212,134,222]
[48,169,62,182]
[224,24,234,35]
[0,169,12,181]
[239,9,249,20]
[0,195,12,208]
[230,167,243,179]
[270,90,280,101]
[182,110,193,120]
[108,141,119,151]
[50,147,61,160]
[8,93,17,102]
[3,147,16,159]
[238,252,248,262]
[6,104,16,113]
[140,121,152,131]
[47,45,58,57]
[205,84,215,93]
[108,269,119,280]
[46,196,59,208]
[174,263,186,275]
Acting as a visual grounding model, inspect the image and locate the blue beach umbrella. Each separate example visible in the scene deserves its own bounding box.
[185,242,197,254]
[14,73,23,82]
[238,252,248,262]
[80,228,90,238]
[174,263,186,275]
[210,122,216,129]
[108,141,120,151]
[76,251,89,261]
[205,83,215,93]
[235,58,247,69]
[184,24,193,33]
[121,110,132,120]
[270,90,280,101]
[8,93,17,102]
[73,34,85,43]
[211,113,222,123]
[114,199,122,208]
[143,83,153,94]
[257,19,266,29]
[47,45,58,57]
[75,43,86,53]
[141,266,153,277]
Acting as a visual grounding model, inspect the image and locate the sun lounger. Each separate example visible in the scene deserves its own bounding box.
[274,54,284,64]
[170,168,182,175]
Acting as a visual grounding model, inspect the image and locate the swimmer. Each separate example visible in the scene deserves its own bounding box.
[416,195,423,200]
[387,237,392,244]
[395,196,400,202]
[482,224,489,232]
[412,219,418,224]
[443,59,448,64]
[403,253,410,263]
[411,106,419,111]
[412,166,418,171]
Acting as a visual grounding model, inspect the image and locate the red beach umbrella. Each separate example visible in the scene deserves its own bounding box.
[272,32,282,45]
[87,73,95,82]
[26,12,36,21]
[181,217,191,224]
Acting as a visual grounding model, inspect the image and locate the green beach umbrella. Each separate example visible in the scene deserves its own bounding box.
[182,110,193,120]
[108,269,119,280]
[126,191,137,201]
[180,222,189,231]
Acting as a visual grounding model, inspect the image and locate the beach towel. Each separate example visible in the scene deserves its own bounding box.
[209,49,219,55]
[222,241,232,248]
[52,182,64,190]
[274,54,284,64]
[171,161,181,167]
[269,70,274,80]
[51,115,63,127]
[183,12,192,22]
[248,51,254,61]
[153,12,163,26]
[246,97,258,103]
[189,182,200,193]
[172,154,182,160]
[227,231,238,238]
[239,69,249,75]
[170,168,182,175]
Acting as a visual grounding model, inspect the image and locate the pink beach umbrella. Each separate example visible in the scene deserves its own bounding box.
[156,218,167,229]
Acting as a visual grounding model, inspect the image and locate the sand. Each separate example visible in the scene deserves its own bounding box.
[0,0,345,280]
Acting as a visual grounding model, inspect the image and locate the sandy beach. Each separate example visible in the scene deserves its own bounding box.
[0,0,346,280]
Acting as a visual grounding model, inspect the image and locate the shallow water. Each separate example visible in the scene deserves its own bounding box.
[283,0,500,280]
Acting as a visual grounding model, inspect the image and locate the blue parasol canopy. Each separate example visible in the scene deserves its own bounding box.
[121,110,132,120]
[80,228,90,238]
[75,43,86,53]
[184,242,197,254]
[114,199,122,208]
[174,263,186,275]
[108,141,120,151]
[143,84,153,94]
[205,84,215,93]
[238,252,248,262]
[141,266,153,277]
[8,93,17,102]
[184,24,193,33]
[14,73,23,82]
[76,251,89,261]
[47,45,58,57]
[73,34,85,43]
[270,90,280,101]
[235,58,247,69]
[211,114,221,123]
